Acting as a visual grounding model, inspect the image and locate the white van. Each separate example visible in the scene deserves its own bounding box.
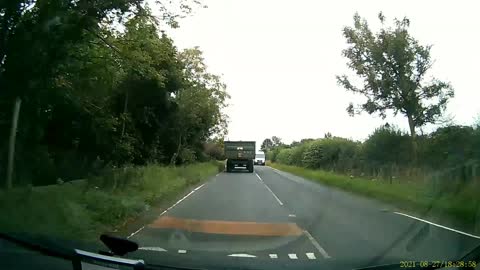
[254,152,266,166]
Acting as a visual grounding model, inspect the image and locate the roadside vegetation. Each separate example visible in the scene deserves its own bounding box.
[0,162,222,240]
[0,1,227,188]
[263,13,480,232]
[0,1,227,241]
[266,123,480,231]
[269,163,480,232]
[265,125,480,184]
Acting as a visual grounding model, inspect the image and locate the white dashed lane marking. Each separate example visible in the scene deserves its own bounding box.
[306,252,316,260]
[228,253,256,258]
[257,253,319,260]
[255,172,284,206]
[288,254,298,259]
[137,249,320,260]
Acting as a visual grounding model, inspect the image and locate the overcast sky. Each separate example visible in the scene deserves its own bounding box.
[167,0,480,146]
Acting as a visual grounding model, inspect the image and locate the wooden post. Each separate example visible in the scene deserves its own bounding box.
[6,97,21,189]
[121,90,129,137]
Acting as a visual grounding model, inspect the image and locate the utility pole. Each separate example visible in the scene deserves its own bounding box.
[121,90,129,137]
[6,97,21,189]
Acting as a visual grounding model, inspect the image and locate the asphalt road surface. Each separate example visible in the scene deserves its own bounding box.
[129,166,480,266]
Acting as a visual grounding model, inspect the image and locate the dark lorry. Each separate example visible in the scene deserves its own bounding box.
[224,141,256,173]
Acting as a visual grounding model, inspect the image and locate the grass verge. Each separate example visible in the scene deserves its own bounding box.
[269,163,480,233]
[0,162,223,241]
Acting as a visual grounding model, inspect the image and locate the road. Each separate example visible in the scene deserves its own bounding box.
[129,166,480,267]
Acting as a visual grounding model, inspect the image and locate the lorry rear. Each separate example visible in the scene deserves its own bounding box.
[224,141,256,173]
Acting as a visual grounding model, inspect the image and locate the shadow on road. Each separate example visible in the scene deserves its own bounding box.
[226,168,252,173]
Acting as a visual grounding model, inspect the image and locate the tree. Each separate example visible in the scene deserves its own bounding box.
[113,11,184,164]
[301,138,358,171]
[271,136,283,147]
[301,138,315,144]
[0,0,146,188]
[290,141,300,147]
[337,13,454,141]
[170,47,228,164]
[261,138,273,151]
[0,1,226,187]
[363,124,412,166]
[423,125,477,168]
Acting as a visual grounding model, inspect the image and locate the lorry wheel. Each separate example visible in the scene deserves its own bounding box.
[248,160,254,173]
[226,161,231,173]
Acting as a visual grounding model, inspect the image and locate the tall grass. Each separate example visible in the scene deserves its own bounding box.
[270,163,480,232]
[0,162,221,241]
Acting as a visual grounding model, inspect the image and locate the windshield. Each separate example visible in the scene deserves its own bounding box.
[1,1,480,270]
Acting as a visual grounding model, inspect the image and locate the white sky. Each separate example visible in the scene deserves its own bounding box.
[167,0,480,146]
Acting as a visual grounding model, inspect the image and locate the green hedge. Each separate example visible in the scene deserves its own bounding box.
[272,125,480,183]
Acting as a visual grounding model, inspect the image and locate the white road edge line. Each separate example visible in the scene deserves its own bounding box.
[127,182,206,238]
[127,226,145,239]
[393,211,480,239]
[306,252,316,260]
[268,166,281,173]
[288,254,298,259]
[255,173,262,181]
[304,230,331,258]
[269,254,278,259]
[194,183,205,191]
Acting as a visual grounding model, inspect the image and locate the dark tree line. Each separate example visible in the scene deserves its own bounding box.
[0,1,228,187]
